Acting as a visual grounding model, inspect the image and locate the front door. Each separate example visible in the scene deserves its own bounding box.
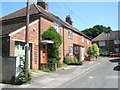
[73,44,80,61]
[41,44,47,63]
[81,47,85,61]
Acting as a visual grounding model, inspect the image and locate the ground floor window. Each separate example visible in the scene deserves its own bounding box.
[114,48,119,53]
[68,46,73,55]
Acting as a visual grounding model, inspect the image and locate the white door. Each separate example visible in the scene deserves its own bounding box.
[81,47,85,61]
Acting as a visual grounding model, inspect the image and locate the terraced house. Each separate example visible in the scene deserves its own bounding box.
[1,0,92,70]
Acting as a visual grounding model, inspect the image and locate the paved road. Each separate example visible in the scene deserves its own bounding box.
[58,57,119,88]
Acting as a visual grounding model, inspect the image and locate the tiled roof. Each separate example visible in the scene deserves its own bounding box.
[1,3,91,40]
[92,30,120,41]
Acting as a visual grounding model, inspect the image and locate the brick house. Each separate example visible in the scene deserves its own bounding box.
[1,1,92,70]
[93,30,120,55]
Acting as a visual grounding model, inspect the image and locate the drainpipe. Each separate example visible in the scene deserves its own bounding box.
[63,27,65,57]
[38,16,41,69]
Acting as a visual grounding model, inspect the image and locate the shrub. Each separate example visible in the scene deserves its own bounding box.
[68,61,83,65]
[16,58,32,85]
[64,56,73,64]
[57,62,62,68]
[41,66,56,72]
[87,44,100,58]
[42,27,62,67]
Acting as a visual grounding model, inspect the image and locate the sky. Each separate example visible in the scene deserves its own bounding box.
[1,1,118,31]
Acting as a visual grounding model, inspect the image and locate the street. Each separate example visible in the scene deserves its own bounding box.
[1,57,119,89]
[58,57,119,88]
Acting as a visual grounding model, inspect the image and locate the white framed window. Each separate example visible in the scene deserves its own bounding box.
[68,30,73,39]
[74,46,79,54]
[82,36,84,43]
[114,48,119,53]
[114,40,120,44]
[54,23,60,33]
[87,39,89,44]
[99,41,105,46]
[68,46,73,55]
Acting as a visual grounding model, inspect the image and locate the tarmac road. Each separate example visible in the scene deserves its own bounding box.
[58,57,119,88]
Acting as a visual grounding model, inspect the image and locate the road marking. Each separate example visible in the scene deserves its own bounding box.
[89,76,93,79]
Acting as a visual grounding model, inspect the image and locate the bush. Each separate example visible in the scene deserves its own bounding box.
[64,56,73,64]
[57,62,62,68]
[87,44,100,58]
[16,58,32,85]
[41,66,56,72]
[68,61,83,65]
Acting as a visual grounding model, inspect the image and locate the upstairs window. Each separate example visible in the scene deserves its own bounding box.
[54,23,60,33]
[68,30,73,39]
[114,40,120,44]
[87,39,89,44]
[82,36,84,43]
[99,41,105,46]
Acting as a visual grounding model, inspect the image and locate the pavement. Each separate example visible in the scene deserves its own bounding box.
[1,57,108,88]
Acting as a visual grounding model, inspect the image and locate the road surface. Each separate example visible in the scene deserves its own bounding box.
[58,57,119,88]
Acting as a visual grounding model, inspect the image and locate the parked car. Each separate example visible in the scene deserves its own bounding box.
[110,53,120,57]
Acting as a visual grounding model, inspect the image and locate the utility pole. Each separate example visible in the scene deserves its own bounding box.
[25,0,30,81]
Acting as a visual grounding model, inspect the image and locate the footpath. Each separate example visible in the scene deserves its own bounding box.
[2,57,108,88]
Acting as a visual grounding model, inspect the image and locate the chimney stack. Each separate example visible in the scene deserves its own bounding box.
[65,15,73,26]
[37,0,48,10]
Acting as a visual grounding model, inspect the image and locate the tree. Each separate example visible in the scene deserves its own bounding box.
[42,27,62,67]
[81,25,108,39]
[87,43,100,58]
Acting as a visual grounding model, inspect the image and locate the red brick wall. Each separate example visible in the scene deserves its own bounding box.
[9,16,92,70]
[10,19,39,69]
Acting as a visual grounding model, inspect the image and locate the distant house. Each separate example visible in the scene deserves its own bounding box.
[1,0,92,70]
[92,30,120,55]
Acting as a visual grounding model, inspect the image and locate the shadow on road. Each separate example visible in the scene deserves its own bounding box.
[113,65,120,71]
[109,58,120,71]
[109,59,120,63]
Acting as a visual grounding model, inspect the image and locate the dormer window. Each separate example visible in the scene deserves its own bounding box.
[68,30,73,39]
[54,23,60,33]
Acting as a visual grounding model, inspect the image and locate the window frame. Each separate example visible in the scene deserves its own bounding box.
[114,40,120,44]
[54,23,60,33]
[68,46,73,55]
[68,29,73,39]
[82,36,84,43]
[99,41,105,46]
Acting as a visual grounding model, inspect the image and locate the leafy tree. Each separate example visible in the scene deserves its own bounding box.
[42,27,62,67]
[87,43,100,58]
[81,25,108,39]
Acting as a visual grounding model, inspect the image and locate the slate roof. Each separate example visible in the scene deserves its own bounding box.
[1,3,91,40]
[92,30,120,41]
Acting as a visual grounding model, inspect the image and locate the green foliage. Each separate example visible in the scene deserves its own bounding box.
[57,62,62,68]
[16,58,32,85]
[81,25,108,39]
[64,54,83,65]
[68,61,83,65]
[42,27,62,66]
[64,55,73,64]
[41,66,56,72]
[87,44,100,58]
[100,49,109,56]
